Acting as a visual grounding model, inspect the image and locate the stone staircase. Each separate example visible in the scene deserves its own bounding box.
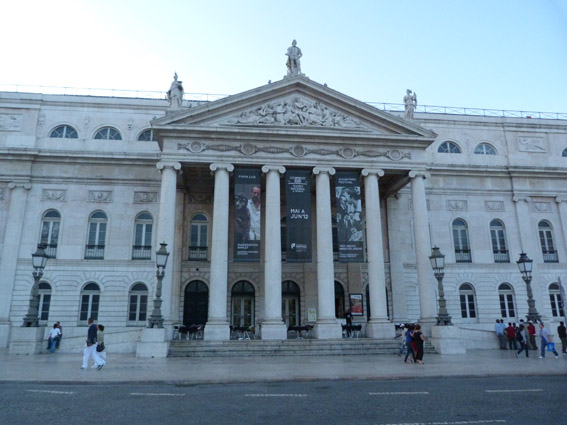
[168,338,437,357]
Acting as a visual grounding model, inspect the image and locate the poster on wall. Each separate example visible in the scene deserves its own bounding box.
[285,169,312,262]
[349,293,363,316]
[234,168,261,262]
[334,171,364,262]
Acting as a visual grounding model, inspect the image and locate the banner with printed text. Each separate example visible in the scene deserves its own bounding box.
[234,168,261,262]
[285,169,312,262]
[334,171,363,262]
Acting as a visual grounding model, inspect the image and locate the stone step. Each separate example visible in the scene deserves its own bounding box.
[168,338,436,357]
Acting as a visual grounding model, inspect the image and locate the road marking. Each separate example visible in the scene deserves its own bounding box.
[130,393,185,397]
[27,390,75,395]
[245,394,307,397]
[369,391,429,395]
[485,389,542,393]
[380,420,506,425]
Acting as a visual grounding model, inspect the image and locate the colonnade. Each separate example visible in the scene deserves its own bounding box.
[155,161,435,340]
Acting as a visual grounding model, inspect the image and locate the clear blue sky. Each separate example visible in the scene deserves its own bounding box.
[3,0,566,112]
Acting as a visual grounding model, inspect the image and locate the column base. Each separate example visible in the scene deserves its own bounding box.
[136,328,170,358]
[203,322,230,341]
[365,321,395,338]
[260,322,287,340]
[314,321,343,339]
[9,326,46,355]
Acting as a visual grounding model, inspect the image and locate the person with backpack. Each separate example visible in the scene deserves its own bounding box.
[515,323,529,358]
[403,325,416,363]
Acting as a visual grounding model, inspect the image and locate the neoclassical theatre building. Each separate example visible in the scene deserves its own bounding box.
[1,59,566,353]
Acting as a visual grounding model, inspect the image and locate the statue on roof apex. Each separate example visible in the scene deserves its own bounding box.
[403,89,417,120]
[167,72,184,111]
[285,40,303,77]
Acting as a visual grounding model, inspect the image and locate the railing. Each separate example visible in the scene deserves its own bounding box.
[44,244,58,259]
[84,245,105,259]
[543,250,559,263]
[132,245,152,260]
[493,250,510,263]
[189,246,208,261]
[455,249,472,263]
[1,83,565,120]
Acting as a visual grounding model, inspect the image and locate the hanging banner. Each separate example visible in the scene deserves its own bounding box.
[234,168,261,262]
[285,169,312,262]
[335,171,364,262]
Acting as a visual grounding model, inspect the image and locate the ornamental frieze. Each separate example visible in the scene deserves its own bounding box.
[0,114,23,131]
[222,97,369,130]
[134,192,158,203]
[88,190,113,203]
[178,141,410,161]
[42,189,67,201]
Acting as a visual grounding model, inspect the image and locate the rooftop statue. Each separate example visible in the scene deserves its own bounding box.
[285,40,303,76]
[403,89,417,119]
[167,72,184,110]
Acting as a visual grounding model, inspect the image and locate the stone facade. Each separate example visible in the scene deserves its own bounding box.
[1,76,566,353]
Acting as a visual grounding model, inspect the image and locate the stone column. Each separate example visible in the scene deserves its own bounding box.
[155,161,181,323]
[205,163,234,340]
[261,165,287,339]
[313,167,342,339]
[513,196,534,256]
[0,182,32,348]
[362,169,394,338]
[387,194,408,323]
[555,197,567,261]
[409,171,437,333]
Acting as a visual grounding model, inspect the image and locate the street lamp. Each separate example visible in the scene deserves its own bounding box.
[147,242,170,328]
[516,252,541,323]
[429,246,452,325]
[22,244,49,327]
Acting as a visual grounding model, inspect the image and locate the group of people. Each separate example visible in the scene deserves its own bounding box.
[397,324,426,364]
[46,321,62,353]
[81,317,107,370]
[495,318,566,359]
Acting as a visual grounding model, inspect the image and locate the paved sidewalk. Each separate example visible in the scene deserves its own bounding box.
[1,349,566,385]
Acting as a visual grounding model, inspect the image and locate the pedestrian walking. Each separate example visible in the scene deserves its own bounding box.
[81,317,106,370]
[515,324,529,358]
[413,324,425,364]
[557,321,566,355]
[96,324,106,364]
[538,322,559,359]
[55,321,62,349]
[527,321,537,350]
[403,325,416,363]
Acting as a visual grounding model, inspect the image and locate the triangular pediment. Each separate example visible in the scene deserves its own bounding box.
[152,76,436,139]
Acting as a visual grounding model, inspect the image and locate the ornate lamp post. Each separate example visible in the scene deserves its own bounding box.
[429,246,452,325]
[147,242,170,328]
[516,252,541,323]
[22,244,49,327]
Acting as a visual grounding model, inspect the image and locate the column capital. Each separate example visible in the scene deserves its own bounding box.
[408,170,430,180]
[7,181,31,190]
[156,161,182,171]
[361,168,384,178]
[209,163,234,173]
[555,196,567,204]
[513,195,530,203]
[261,164,286,175]
[313,166,335,176]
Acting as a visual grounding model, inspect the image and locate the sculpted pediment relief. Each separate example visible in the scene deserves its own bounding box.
[222,96,370,131]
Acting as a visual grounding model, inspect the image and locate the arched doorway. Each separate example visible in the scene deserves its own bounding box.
[282,280,300,327]
[231,281,255,327]
[183,280,209,326]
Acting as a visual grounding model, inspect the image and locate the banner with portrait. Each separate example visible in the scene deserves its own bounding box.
[334,171,363,262]
[285,169,312,262]
[234,168,261,262]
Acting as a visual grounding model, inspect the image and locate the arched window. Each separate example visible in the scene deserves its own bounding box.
[189,213,208,260]
[474,143,497,155]
[549,283,564,317]
[538,221,558,262]
[231,281,255,327]
[38,282,52,323]
[459,283,477,319]
[85,211,107,259]
[335,281,345,318]
[282,280,300,327]
[94,127,122,140]
[137,129,156,142]
[128,283,148,325]
[132,212,153,260]
[80,282,100,323]
[498,283,516,318]
[438,141,462,153]
[49,124,78,139]
[183,281,209,326]
[452,219,471,262]
[490,219,509,262]
[562,148,567,157]
[40,210,61,258]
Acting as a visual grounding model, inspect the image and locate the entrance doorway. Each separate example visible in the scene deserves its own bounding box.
[231,281,255,327]
[282,280,300,327]
[183,280,209,326]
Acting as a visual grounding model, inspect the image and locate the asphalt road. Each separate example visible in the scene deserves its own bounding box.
[0,376,563,425]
